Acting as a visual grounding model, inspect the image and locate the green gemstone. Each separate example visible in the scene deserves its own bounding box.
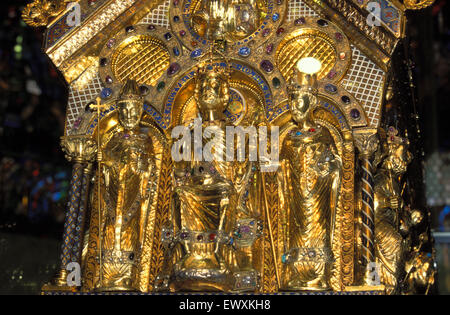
[272,77,281,89]
[157,81,166,92]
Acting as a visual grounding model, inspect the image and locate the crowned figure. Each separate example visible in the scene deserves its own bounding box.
[280,59,342,291]
[95,80,156,291]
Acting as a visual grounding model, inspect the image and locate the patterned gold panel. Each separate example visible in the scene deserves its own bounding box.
[276,29,337,82]
[111,35,170,86]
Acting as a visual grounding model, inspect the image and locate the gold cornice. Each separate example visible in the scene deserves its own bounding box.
[46,0,165,84]
[303,0,396,72]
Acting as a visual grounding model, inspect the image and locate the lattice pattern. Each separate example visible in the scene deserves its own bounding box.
[66,74,103,133]
[287,0,319,20]
[341,46,385,127]
[138,0,170,28]
[425,152,450,207]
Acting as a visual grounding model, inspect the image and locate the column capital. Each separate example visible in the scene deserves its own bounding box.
[61,135,97,163]
[353,128,379,159]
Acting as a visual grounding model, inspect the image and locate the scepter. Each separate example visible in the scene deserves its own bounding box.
[90,97,107,288]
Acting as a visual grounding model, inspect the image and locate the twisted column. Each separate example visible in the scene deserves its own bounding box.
[354,129,379,276]
[43,135,96,290]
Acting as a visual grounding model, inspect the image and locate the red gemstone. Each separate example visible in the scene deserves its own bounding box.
[262,28,271,37]
[327,70,337,79]
[179,30,186,37]
[276,27,285,36]
[309,128,316,132]
[209,233,216,241]
[192,41,198,47]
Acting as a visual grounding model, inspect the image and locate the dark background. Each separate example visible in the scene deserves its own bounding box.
[0,0,449,294]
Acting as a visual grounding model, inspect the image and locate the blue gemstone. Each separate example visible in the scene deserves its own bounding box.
[295,131,302,136]
[173,15,180,22]
[164,32,172,41]
[173,47,180,56]
[282,254,287,263]
[100,88,112,99]
[324,84,338,94]
[238,46,251,57]
[272,13,280,22]
[191,49,203,59]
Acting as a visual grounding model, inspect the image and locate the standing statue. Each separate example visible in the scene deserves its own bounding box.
[95,80,156,291]
[280,70,341,291]
[372,127,412,293]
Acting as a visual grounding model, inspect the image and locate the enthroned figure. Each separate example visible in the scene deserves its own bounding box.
[164,61,238,292]
[95,80,156,291]
[280,64,342,291]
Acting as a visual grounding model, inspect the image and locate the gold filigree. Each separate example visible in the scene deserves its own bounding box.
[404,0,435,10]
[22,0,71,27]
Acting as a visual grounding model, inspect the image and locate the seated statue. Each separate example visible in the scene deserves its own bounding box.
[280,74,341,291]
[96,80,155,291]
[163,62,239,292]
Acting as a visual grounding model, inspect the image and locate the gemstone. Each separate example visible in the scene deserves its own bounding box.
[294,17,306,25]
[266,43,274,54]
[100,58,108,67]
[129,253,135,260]
[139,85,149,95]
[173,0,179,5]
[309,128,316,133]
[100,88,112,99]
[209,233,216,241]
[191,48,203,59]
[341,95,351,104]
[308,250,316,258]
[260,60,274,73]
[324,83,338,94]
[295,131,302,136]
[282,254,287,263]
[241,226,251,233]
[164,32,173,41]
[272,77,281,88]
[179,30,186,37]
[317,19,329,27]
[350,109,361,120]
[250,221,255,226]
[173,15,180,23]
[191,41,198,47]
[276,27,285,36]
[106,39,115,48]
[73,117,82,129]
[168,63,181,76]
[277,0,283,4]
[272,13,280,22]
[335,32,344,41]
[165,232,171,237]
[180,232,189,239]
[327,70,337,79]
[199,166,204,173]
[88,0,96,6]
[197,234,204,241]
[262,28,271,37]
[173,47,180,56]
[125,26,135,33]
[339,52,346,60]
[238,46,251,57]
[105,76,113,84]
[147,24,156,31]
[157,81,166,92]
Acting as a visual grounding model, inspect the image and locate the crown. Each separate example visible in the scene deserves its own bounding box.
[195,47,232,82]
[119,79,143,102]
[386,126,409,145]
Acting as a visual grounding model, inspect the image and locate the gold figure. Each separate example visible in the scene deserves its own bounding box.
[372,127,412,294]
[165,61,237,292]
[280,66,341,291]
[96,80,156,291]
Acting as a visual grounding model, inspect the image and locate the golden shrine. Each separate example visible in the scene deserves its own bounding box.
[23,0,437,294]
